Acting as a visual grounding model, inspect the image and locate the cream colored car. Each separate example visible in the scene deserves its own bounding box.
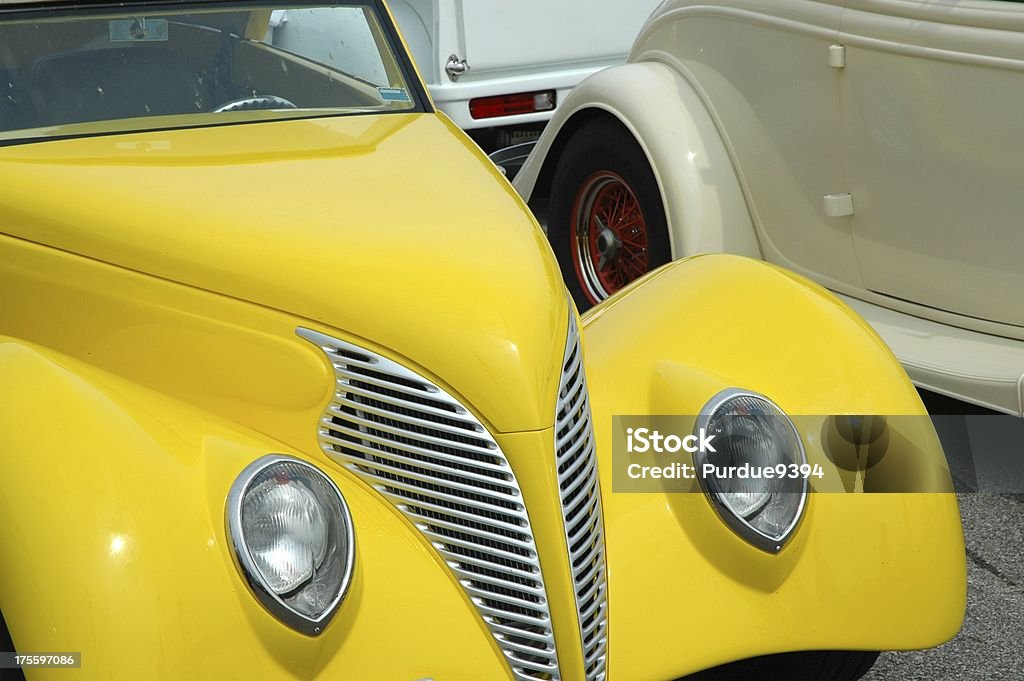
[515,0,1024,417]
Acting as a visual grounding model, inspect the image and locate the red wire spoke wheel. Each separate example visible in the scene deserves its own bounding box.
[571,170,651,302]
[549,118,671,310]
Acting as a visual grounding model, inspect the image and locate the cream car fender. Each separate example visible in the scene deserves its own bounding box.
[514,61,761,260]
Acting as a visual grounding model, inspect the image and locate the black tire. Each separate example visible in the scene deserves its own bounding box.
[682,650,880,681]
[548,117,671,310]
[0,611,25,681]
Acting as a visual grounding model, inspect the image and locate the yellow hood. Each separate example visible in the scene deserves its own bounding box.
[0,113,568,432]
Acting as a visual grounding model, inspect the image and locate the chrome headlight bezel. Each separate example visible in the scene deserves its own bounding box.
[226,454,355,635]
[693,389,808,553]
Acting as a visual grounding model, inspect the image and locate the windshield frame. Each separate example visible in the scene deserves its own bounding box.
[0,0,433,146]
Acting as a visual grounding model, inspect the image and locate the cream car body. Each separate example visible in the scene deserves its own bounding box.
[515,0,1024,416]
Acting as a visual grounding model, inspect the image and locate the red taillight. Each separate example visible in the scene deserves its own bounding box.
[469,90,556,120]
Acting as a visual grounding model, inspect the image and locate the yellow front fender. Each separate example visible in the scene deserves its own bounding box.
[0,340,511,681]
[582,254,966,680]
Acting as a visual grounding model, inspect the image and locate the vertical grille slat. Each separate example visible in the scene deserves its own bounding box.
[325,400,491,443]
[347,463,526,511]
[412,510,532,544]
[491,620,556,643]
[435,548,540,580]
[561,463,599,512]
[327,409,499,455]
[555,316,609,681]
[330,381,478,425]
[556,412,591,452]
[323,429,512,480]
[397,498,527,532]
[334,371,459,411]
[299,327,561,681]
[322,433,520,496]
[459,569,546,595]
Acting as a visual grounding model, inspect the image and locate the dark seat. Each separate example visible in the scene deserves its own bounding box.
[0,70,27,132]
[29,46,206,127]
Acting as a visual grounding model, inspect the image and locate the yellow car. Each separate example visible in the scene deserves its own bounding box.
[0,2,964,680]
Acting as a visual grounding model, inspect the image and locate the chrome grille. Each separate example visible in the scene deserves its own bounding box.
[298,328,561,681]
[555,317,608,681]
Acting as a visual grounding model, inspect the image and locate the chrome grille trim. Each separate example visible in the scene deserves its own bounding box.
[555,317,608,681]
[298,327,561,681]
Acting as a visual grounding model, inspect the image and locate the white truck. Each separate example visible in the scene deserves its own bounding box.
[389,0,664,150]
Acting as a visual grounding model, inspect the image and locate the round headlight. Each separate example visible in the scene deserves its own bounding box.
[227,455,355,635]
[694,390,807,552]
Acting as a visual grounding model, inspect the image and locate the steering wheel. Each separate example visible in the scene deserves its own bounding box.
[212,95,298,113]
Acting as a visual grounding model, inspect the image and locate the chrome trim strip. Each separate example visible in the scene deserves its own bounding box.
[554,316,609,681]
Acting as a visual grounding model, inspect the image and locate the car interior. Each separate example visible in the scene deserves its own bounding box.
[0,11,387,134]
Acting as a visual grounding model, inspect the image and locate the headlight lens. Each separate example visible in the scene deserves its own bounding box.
[227,455,355,635]
[694,390,807,552]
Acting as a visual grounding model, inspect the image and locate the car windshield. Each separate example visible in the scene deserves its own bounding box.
[0,1,422,144]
